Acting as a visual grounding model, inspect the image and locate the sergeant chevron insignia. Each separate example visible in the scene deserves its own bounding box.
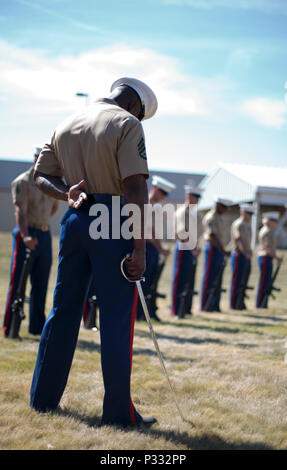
[137,137,147,160]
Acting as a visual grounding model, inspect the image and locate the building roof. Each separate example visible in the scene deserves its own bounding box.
[218,162,287,190]
[198,162,287,210]
[0,159,205,201]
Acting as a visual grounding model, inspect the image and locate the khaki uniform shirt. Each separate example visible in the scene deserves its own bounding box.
[11,167,58,228]
[202,208,225,246]
[258,225,276,256]
[35,98,149,196]
[175,204,202,250]
[230,216,252,252]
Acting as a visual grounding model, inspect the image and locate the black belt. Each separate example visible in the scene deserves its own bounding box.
[86,194,124,205]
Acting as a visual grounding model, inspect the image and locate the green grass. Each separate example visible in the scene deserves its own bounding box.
[0,231,287,450]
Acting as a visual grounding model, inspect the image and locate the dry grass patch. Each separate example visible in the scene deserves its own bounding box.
[1,232,287,450]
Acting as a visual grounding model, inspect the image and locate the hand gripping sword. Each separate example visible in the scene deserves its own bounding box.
[121,254,189,424]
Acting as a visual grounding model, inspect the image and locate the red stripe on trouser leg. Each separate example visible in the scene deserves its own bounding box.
[258,256,268,307]
[3,231,21,337]
[83,300,88,325]
[202,245,214,310]
[129,284,138,423]
[171,248,183,316]
[231,251,240,308]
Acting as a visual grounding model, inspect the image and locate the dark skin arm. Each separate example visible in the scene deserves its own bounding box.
[34,171,88,208]
[14,202,38,250]
[122,174,149,280]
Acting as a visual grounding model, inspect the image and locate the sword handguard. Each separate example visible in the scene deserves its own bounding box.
[120,254,145,283]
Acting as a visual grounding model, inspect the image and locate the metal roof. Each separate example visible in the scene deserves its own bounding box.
[218,162,287,190]
[198,162,287,210]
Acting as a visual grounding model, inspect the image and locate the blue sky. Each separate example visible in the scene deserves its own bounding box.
[0,0,286,173]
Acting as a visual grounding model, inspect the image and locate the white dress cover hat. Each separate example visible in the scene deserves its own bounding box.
[111,77,158,120]
[34,145,42,156]
[214,197,233,207]
[240,203,256,213]
[151,175,176,193]
[262,211,280,221]
[184,185,204,197]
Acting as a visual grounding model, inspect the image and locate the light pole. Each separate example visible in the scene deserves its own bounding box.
[75,92,90,106]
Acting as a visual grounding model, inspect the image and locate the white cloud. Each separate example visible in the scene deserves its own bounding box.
[241,97,287,129]
[0,40,229,118]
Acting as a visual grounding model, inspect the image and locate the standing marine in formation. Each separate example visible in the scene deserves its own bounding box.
[137,175,175,321]
[200,197,232,312]
[256,212,283,308]
[171,183,203,318]
[3,146,58,338]
[229,203,254,310]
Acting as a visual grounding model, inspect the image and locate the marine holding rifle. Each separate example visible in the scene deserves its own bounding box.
[200,197,232,312]
[256,212,283,308]
[171,184,204,318]
[229,203,255,310]
[3,146,58,338]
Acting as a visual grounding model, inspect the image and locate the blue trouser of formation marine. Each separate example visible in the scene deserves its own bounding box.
[256,255,273,308]
[230,250,250,309]
[171,241,195,316]
[3,226,52,337]
[200,243,224,312]
[137,241,159,319]
[30,195,142,426]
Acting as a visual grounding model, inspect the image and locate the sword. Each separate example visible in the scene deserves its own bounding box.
[121,254,189,424]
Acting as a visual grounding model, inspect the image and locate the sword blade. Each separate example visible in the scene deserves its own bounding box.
[136,280,187,424]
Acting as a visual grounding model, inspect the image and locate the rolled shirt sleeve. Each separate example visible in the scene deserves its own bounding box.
[116,117,149,181]
[35,133,64,177]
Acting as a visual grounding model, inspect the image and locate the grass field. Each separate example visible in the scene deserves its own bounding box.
[1,231,287,450]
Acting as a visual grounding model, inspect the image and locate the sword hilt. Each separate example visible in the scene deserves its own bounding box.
[120,254,145,283]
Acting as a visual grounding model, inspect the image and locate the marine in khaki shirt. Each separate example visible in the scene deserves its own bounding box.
[203,208,224,244]
[35,98,149,196]
[257,213,282,263]
[30,78,160,426]
[202,198,232,255]
[12,167,58,231]
[175,186,204,252]
[230,209,253,259]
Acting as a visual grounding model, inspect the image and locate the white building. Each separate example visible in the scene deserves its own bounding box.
[198,162,287,248]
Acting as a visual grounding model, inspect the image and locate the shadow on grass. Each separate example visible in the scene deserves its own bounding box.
[153,318,266,336]
[244,313,287,323]
[53,407,274,450]
[77,338,195,363]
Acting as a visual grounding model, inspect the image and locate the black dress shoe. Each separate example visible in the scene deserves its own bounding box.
[140,416,158,426]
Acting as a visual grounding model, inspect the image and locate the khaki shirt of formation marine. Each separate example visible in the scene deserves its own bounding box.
[175,205,203,250]
[230,216,252,252]
[257,226,276,256]
[35,98,149,196]
[202,209,225,246]
[11,167,58,229]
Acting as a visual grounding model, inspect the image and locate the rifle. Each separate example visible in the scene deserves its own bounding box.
[146,256,167,316]
[8,248,32,339]
[204,257,227,312]
[234,258,254,310]
[260,261,281,308]
[177,257,198,318]
[84,295,98,330]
